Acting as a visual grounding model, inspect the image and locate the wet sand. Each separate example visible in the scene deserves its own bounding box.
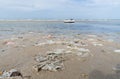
[0,32,120,79]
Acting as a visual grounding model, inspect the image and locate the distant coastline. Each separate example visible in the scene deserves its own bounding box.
[0,19,120,22]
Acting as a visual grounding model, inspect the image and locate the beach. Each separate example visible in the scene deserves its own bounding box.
[0,31,120,79]
[0,22,120,79]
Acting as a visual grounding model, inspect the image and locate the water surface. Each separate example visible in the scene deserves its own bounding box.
[0,21,120,40]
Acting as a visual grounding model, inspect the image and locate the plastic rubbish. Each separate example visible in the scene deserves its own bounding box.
[78,48,90,52]
[80,41,88,46]
[113,64,120,73]
[74,40,79,43]
[92,42,103,46]
[35,55,47,62]
[114,50,120,53]
[80,73,88,78]
[34,40,59,46]
[3,41,15,45]
[33,50,64,72]
[107,39,114,42]
[88,35,97,37]
[88,38,95,41]
[33,62,47,72]
[80,52,90,57]
[93,43,103,46]
[42,61,64,72]
[0,69,23,78]
[53,49,65,54]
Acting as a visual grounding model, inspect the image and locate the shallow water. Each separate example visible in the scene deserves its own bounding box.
[0,21,120,40]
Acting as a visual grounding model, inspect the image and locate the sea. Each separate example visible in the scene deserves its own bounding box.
[0,21,120,41]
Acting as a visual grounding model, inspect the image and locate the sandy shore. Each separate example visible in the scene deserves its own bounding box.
[0,32,120,79]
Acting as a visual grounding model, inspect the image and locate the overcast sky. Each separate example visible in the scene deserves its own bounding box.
[0,0,120,19]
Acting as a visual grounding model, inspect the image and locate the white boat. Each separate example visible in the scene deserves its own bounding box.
[64,19,75,23]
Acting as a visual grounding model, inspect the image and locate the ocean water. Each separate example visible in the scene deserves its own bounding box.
[0,21,120,39]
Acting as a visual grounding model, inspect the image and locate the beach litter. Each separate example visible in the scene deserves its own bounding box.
[28,32,34,34]
[67,40,88,47]
[107,39,114,42]
[80,41,88,46]
[80,52,90,57]
[1,50,5,52]
[0,48,9,57]
[34,42,46,46]
[34,40,63,46]
[0,49,5,53]
[17,37,23,39]
[88,38,96,41]
[73,40,79,43]
[78,48,90,52]
[33,50,64,72]
[92,42,103,46]
[88,35,97,38]
[35,55,47,62]
[80,73,88,78]
[113,64,120,73]
[66,42,92,57]
[10,37,18,41]
[47,35,54,38]
[52,49,65,54]
[66,44,92,57]
[114,49,120,54]
[3,41,15,45]
[43,34,55,39]
[76,48,91,57]
[0,69,23,79]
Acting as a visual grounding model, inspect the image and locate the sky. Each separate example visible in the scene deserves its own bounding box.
[0,0,120,19]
